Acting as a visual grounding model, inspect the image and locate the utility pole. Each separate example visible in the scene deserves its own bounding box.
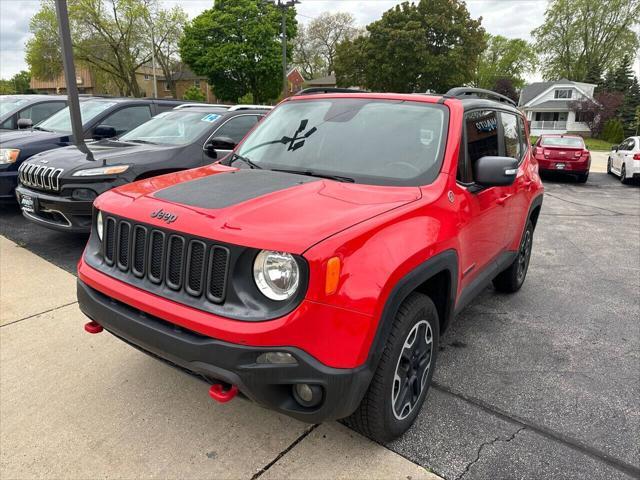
[265,0,299,99]
[54,0,85,150]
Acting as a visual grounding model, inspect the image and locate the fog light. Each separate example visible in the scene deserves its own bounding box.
[292,383,322,408]
[256,351,297,365]
[72,188,97,201]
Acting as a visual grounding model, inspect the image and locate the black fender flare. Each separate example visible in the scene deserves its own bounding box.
[365,249,459,370]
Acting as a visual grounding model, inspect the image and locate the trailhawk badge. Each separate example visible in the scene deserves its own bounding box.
[151,208,178,224]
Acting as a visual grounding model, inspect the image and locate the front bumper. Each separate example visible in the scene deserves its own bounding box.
[0,170,18,201]
[15,184,93,233]
[77,279,372,423]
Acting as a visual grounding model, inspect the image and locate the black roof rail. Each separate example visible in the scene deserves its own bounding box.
[445,87,517,107]
[296,87,367,96]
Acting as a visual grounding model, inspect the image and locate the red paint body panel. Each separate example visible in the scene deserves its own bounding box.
[81,93,544,372]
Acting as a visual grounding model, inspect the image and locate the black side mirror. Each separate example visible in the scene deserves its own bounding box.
[611,144,618,151]
[206,136,237,151]
[92,124,117,140]
[474,156,518,187]
[17,118,33,130]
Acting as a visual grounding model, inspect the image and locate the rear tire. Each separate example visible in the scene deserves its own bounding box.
[607,157,612,174]
[493,220,534,293]
[345,293,439,443]
[576,173,588,183]
[620,164,630,184]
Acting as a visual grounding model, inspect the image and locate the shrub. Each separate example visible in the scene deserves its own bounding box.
[183,86,205,102]
[601,119,625,143]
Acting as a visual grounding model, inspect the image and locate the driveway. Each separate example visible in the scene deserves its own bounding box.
[1,170,638,479]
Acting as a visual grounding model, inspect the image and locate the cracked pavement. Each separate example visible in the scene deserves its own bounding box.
[1,158,638,479]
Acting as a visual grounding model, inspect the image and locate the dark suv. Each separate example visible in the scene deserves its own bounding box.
[0,97,185,201]
[77,88,543,442]
[0,95,68,130]
[15,106,269,232]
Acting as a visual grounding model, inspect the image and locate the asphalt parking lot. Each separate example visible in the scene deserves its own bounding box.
[1,160,639,479]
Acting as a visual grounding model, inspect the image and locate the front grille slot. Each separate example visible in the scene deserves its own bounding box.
[18,162,63,192]
[166,235,185,290]
[206,246,230,303]
[117,222,131,271]
[104,217,116,265]
[132,226,147,277]
[100,216,231,304]
[185,241,206,296]
[148,230,165,284]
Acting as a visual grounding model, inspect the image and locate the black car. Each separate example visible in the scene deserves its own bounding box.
[15,106,269,232]
[0,97,185,202]
[0,95,68,130]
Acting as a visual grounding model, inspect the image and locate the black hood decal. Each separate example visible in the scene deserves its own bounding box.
[153,169,319,209]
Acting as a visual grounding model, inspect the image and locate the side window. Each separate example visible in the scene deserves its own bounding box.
[1,116,15,129]
[465,110,499,182]
[213,115,260,145]
[500,112,522,161]
[102,105,152,135]
[21,102,66,124]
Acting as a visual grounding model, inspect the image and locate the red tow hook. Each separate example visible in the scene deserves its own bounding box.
[84,321,104,334]
[208,383,238,403]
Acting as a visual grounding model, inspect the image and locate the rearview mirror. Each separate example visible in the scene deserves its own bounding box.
[474,156,518,187]
[92,124,117,140]
[17,118,33,130]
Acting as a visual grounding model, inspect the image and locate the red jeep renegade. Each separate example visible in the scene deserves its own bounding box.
[78,87,544,442]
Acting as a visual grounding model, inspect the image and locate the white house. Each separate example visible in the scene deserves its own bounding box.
[518,79,596,136]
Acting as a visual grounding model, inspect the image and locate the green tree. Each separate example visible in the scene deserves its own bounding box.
[180,0,297,103]
[149,6,188,97]
[25,3,63,86]
[182,86,205,101]
[534,0,640,82]
[473,34,537,90]
[334,0,485,93]
[25,0,187,97]
[10,71,32,93]
[294,12,362,79]
[602,118,625,142]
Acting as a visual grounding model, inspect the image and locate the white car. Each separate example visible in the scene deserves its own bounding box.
[608,136,640,184]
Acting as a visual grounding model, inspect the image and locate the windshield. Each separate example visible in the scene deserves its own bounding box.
[235,98,448,186]
[120,110,223,145]
[541,136,584,148]
[37,100,116,132]
[0,97,29,116]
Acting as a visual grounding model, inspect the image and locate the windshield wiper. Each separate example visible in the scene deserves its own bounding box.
[126,139,157,145]
[33,126,52,132]
[271,168,354,183]
[227,153,262,169]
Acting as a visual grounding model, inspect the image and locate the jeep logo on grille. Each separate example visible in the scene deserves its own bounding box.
[151,209,178,224]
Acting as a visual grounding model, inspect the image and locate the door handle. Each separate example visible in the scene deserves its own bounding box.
[496,194,512,206]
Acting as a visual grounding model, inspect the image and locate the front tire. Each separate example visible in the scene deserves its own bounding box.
[493,219,534,293]
[345,293,439,443]
[607,157,612,174]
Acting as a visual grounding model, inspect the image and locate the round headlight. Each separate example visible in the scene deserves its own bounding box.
[96,211,103,241]
[253,250,300,301]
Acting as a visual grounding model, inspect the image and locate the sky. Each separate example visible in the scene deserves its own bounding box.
[1,0,639,81]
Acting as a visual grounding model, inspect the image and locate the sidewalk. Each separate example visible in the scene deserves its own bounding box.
[0,236,440,480]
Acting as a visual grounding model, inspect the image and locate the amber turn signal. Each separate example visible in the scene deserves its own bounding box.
[325,257,341,295]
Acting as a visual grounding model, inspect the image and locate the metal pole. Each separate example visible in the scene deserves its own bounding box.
[281,5,288,98]
[54,0,85,149]
[151,25,158,99]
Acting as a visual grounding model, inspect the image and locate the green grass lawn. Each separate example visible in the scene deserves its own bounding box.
[529,135,613,151]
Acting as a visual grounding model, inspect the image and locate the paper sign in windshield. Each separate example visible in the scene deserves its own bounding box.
[201,114,221,122]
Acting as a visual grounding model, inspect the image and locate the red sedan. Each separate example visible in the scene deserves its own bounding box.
[533,134,591,182]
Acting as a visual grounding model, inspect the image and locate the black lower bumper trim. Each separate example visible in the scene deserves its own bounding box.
[77,279,372,423]
[15,185,93,233]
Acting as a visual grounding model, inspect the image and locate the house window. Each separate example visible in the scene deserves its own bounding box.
[144,74,150,81]
[194,79,201,88]
[554,89,572,99]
